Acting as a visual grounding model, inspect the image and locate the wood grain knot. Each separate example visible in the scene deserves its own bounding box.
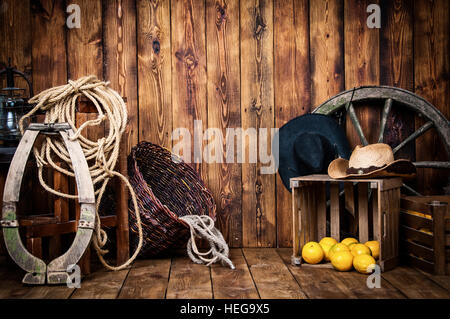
[253,9,266,39]
[152,40,160,54]
[149,0,160,6]
[255,180,263,195]
[31,0,52,20]
[217,73,227,101]
[250,99,263,115]
[215,2,227,29]
[175,48,198,73]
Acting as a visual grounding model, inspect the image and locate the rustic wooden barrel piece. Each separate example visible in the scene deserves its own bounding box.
[0,123,96,285]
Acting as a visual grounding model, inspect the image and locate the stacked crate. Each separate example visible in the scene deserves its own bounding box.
[400,196,450,275]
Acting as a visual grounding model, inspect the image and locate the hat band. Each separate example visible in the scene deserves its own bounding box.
[346,165,386,175]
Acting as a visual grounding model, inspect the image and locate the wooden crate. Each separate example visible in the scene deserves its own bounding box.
[291,174,402,272]
[400,196,450,275]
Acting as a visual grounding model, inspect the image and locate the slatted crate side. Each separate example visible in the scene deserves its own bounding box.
[291,180,330,266]
[317,182,327,240]
[378,187,401,271]
[402,254,436,274]
[372,185,379,242]
[445,211,450,275]
[432,202,449,275]
[399,209,438,271]
[329,182,341,241]
[399,196,450,275]
[298,182,321,248]
[357,182,369,243]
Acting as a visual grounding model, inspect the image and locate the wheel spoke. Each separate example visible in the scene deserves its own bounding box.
[413,161,450,169]
[346,102,369,146]
[402,183,422,196]
[392,121,433,154]
[378,98,393,143]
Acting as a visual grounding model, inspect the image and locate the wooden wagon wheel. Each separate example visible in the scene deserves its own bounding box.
[313,86,450,196]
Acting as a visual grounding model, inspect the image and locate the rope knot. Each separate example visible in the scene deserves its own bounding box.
[68,79,82,93]
[180,215,235,269]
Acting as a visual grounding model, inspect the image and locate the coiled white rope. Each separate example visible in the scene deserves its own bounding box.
[18,75,143,271]
[180,215,235,269]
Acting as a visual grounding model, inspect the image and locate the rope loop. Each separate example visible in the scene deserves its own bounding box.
[180,215,235,269]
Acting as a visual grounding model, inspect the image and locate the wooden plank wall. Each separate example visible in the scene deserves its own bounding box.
[0,0,448,249]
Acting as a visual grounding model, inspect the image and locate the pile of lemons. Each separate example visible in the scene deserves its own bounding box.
[301,237,379,274]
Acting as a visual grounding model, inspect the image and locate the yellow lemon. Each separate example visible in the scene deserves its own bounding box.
[353,255,377,274]
[341,237,359,246]
[350,243,372,257]
[419,228,433,235]
[319,237,338,247]
[331,251,354,271]
[364,241,380,259]
[302,241,324,264]
[406,210,425,218]
[320,243,332,262]
[328,243,350,260]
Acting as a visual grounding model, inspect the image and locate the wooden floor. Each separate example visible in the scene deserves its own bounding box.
[0,248,449,299]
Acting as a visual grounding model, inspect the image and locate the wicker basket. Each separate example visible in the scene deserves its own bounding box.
[128,142,216,257]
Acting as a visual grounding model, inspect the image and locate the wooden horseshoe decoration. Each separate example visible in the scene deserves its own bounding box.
[1,123,96,285]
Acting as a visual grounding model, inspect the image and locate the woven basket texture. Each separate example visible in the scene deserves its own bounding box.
[128,142,216,257]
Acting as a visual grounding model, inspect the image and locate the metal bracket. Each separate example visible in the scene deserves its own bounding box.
[0,219,18,228]
[290,180,299,189]
[26,123,72,135]
[78,219,95,229]
[47,272,70,285]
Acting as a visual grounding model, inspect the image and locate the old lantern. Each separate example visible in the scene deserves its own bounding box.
[0,58,33,146]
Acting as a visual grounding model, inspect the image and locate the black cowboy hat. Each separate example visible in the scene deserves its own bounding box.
[274,113,351,192]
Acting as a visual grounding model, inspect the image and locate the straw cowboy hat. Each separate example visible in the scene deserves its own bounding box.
[328,143,416,179]
[275,114,351,192]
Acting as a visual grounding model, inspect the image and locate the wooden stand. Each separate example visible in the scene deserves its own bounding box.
[400,195,450,275]
[291,174,402,272]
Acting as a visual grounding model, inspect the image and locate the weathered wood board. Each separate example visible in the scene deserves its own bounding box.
[171,0,208,184]
[414,0,449,195]
[380,0,415,162]
[243,248,307,299]
[206,0,242,248]
[211,248,259,299]
[310,0,344,109]
[240,0,276,248]
[119,258,171,299]
[274,0,310,248]
[166,254,213,299]
[137,0,172,149]
[344,0,380,147]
